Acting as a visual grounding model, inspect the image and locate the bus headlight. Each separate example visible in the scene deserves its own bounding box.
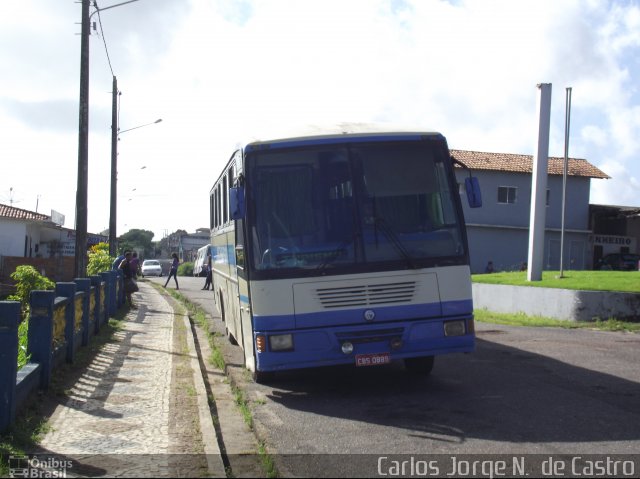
[341,342,354,355]
[269,334,294,352]
[444,320,466,337]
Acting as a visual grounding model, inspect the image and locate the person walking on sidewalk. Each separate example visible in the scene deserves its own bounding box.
[119,250,139,307]
[164,252,180,289]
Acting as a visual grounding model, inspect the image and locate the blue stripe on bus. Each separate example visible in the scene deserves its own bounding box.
[253,299,473,331]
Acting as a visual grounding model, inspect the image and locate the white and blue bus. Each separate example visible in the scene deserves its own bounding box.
[193,244,213,276]
[210,127,482,382]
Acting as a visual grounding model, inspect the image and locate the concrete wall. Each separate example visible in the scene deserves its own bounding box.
[473,283,640,322]
[0,220,27,257]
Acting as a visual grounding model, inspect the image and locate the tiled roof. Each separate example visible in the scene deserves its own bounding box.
[451,150,610,179]
[0,203,51,222]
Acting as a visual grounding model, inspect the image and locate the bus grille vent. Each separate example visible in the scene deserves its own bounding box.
[316,282,416,309]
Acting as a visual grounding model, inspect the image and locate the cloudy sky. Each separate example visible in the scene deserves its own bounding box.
[2,0,639,241]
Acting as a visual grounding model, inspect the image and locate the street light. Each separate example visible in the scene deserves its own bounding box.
[109,117,162,256]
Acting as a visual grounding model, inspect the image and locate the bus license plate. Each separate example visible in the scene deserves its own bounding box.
[355,352,390,367]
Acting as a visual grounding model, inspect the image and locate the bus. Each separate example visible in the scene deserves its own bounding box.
[193,244,213,276]
[209,127,482,382]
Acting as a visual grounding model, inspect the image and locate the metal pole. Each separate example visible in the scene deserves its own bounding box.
[527,83,552,281]
[109,76,119,257]
[74,0,90,278]
[559,87,572,278]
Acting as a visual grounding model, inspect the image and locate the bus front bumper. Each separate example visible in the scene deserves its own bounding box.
[254,316,475,373]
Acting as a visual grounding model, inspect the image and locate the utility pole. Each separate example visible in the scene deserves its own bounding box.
[109,76,119,256]
[74,0,90,278]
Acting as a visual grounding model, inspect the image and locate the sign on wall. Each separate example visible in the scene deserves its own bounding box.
[589,234,636,254]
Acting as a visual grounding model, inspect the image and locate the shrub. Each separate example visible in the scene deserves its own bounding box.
[87,242,115,276]
[7,266,55,318]
[17,318,29,370]
[178,261,194,276]
[7,265,55,370]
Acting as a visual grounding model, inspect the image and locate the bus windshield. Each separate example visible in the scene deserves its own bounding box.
[246,140,465,273]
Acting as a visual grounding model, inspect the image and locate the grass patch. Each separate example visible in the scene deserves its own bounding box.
[210,347,226,370]
[258,440,278,479]
[232,385,253,430]
[472,270,640,293]
[475,308,640,333]
[0,403,51,476]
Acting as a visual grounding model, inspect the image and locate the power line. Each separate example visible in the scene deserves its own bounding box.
[94,2,116,76]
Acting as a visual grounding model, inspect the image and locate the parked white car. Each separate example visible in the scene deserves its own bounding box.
[141,259,162,277]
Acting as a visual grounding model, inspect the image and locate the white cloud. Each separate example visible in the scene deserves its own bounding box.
[3,0,640,241]
[591,160,640,206]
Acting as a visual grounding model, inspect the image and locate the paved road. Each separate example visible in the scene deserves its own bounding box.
[166,276,640,477]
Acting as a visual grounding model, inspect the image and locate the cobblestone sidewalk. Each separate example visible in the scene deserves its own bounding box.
[33,282,225,477]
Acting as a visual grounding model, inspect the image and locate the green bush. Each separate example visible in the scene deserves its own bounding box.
[7,266,55,318]
[178,261,194,276]
[7,265,55,370]
[17,318,29,370]
[87,242,115,276]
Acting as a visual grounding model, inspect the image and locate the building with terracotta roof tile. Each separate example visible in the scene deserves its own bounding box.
[0,203,106,283]
[452,150,612,273]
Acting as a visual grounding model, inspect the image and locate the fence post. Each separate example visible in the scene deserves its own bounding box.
[55,283,77,364]
[101,271,116,318]
[0,301,20,433]
[116,269,125,308]
[28,291,55,391]
[75,278,91,347]
[90,275,102,334]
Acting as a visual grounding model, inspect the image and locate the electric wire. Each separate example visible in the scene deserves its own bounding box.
[93,1,116,77]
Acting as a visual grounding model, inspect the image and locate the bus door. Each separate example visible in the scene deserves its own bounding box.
[235,218,256,372]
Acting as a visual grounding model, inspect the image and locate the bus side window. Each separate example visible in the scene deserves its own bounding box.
[236,219,245,270]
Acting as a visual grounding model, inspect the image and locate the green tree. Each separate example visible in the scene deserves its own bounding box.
[87,242,114,276]
[118,229,155,258]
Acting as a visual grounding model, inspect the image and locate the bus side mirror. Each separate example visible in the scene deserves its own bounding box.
[230,186,245,220]
[465,177,482,208]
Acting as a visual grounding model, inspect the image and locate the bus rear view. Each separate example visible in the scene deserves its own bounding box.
[221,130,481,382]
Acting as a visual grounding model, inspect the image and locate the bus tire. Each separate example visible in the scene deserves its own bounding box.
[404,356,435,375]
[253,369,275,384]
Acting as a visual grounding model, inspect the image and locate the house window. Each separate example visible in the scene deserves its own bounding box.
[498,186,517,204]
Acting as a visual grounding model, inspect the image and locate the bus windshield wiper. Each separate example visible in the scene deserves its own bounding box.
[374,217,417,269]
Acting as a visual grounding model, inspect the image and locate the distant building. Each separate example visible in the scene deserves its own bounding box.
[453,150,610,273]
[0,203,106,283]
[178,228,210,262]
[589,204,640,265]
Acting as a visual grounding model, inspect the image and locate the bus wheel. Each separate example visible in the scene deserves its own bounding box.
[253,369,275,384]
[404,356,434,375]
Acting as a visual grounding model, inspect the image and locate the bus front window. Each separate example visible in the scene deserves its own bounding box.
[249,148,357,271]
[246,141,465,274]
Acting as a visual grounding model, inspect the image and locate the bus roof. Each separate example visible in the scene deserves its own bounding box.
[243,123,445,152]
